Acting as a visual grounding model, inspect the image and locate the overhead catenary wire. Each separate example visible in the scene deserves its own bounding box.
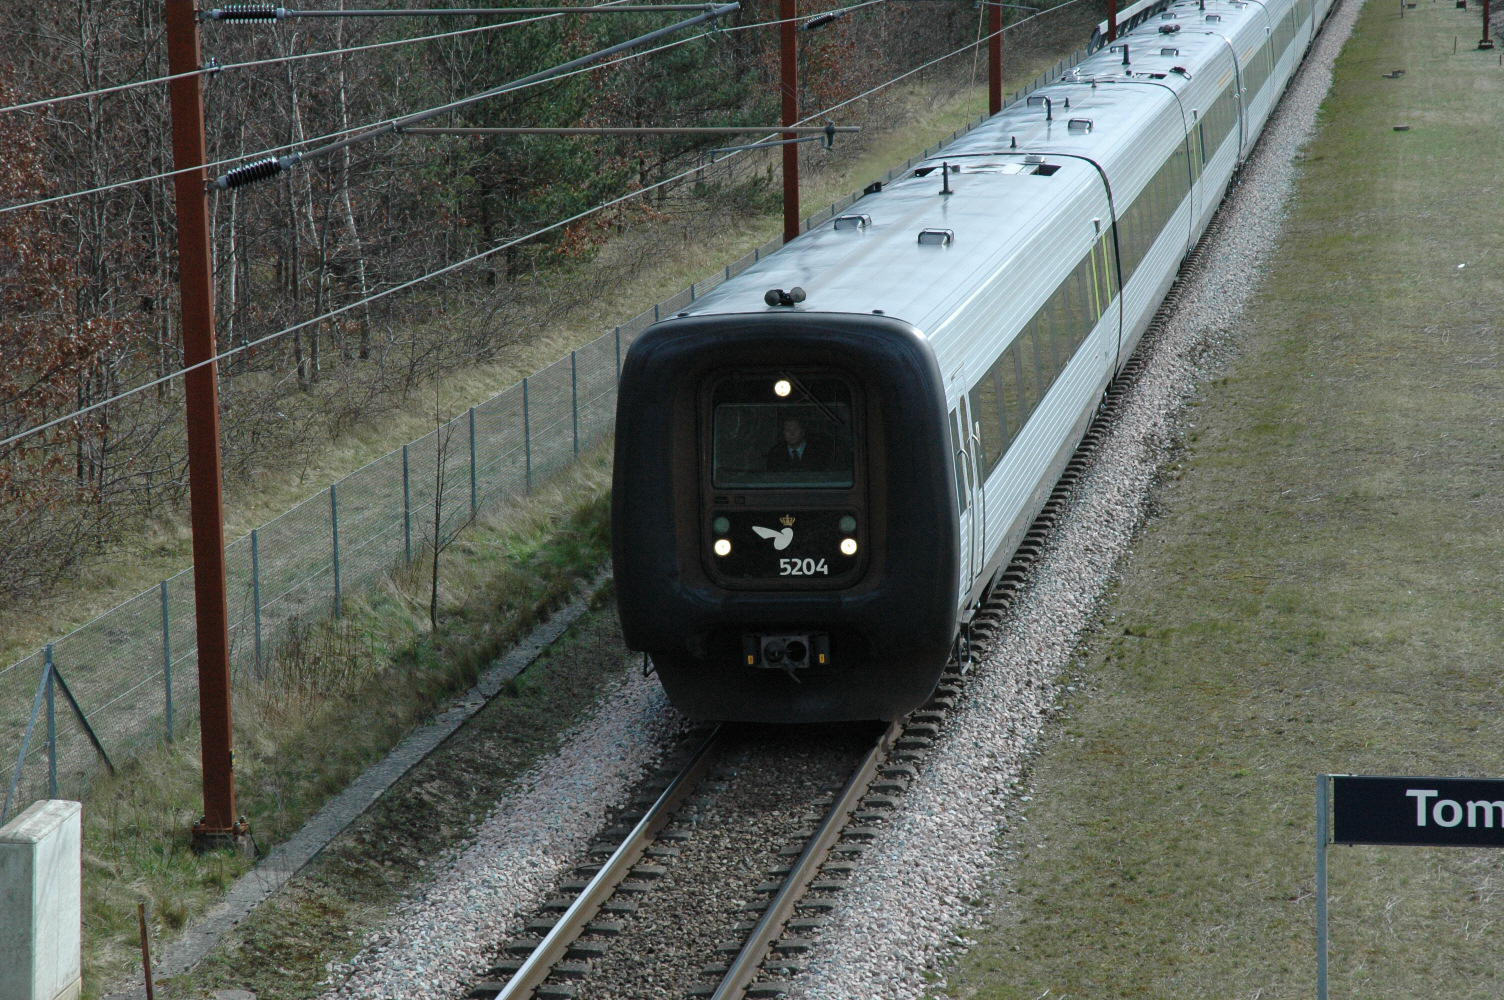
[212,2,739,188]
[0,5,720,214]
[2,0,1082,449]
[1,0,887,213]
[792,0,1086,127]
[205,2,723,18]
[0,1,645,120]
[0,147,740,453]
[389,124,859,135]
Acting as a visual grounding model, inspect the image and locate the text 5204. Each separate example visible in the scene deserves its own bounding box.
[779,557,829,576]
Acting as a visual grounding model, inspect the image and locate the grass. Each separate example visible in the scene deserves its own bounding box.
[945,2,1504,998]
[80,450,616,997]
[167,604,643,1000]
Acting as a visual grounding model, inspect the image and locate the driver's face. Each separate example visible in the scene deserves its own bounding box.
[782,419,806,447]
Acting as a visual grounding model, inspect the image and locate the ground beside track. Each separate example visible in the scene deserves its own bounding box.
[947,1,1504,997]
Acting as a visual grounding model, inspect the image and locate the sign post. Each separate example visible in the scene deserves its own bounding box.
[1318,773,1504,999]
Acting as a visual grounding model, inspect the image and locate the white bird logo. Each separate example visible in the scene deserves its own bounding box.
[752,524,794,550]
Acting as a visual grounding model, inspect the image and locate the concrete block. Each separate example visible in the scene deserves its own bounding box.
[1,800,82,1000]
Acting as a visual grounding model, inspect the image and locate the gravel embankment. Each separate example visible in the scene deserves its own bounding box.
[319,666,683,1000]
[791,4,1366,996]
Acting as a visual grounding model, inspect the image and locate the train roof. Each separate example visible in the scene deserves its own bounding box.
[671,0,1277,352]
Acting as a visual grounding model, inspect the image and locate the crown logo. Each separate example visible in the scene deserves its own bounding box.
[780,515,796,527]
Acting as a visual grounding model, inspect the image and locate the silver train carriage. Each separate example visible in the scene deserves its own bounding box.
[611,0,1337,722]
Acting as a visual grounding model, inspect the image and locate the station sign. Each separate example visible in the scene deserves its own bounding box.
[1331,775,1504,847]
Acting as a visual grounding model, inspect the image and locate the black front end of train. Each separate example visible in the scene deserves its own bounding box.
[611,312,959,723]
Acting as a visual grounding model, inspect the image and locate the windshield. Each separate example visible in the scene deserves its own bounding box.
[711,375,855,489]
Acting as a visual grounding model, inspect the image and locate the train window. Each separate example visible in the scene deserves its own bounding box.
[710,374,856,490]
[1005,340,1033,426]
[1021,322,1050,402]
[969,368,1002,476]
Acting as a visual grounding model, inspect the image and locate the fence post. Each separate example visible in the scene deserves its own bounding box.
[653,303,660,322]
[468,406,478,519]
[330,483,342,618]
[250,530,262,679]
[570,351,580,457]
[523,376,533,494]
[45,645,56,799]
[2,662,52,825]
[402,443,412,564]
[160,580,174,741]
[689,282,697,302]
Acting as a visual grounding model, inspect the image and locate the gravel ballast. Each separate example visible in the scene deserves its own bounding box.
[319,665,681,1000]
[790,4,1365,996]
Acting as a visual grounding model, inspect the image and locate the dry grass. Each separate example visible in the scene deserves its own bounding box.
[79,451,614,997]
[947,2,1504,998]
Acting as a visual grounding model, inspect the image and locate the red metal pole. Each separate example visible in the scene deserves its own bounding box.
[1107,0,1118,42]
[988,0,1003,115]
[1480,0,1493,48]
[781,0,800,245]
[164,0,249,855]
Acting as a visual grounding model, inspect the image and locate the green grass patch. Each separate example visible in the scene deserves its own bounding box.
[81,452,617,998]
[947,3,1504,998]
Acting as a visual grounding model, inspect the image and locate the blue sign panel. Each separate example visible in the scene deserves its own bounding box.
[1332,775,1504,847]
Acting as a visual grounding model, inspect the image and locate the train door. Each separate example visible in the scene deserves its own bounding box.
[950,399,981,594]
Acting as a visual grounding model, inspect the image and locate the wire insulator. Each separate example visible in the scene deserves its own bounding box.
[213,155,298,190]
[800,10,843,30]
[207,4,288,21]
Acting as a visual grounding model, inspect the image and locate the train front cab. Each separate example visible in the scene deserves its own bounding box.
[612,312,960,723]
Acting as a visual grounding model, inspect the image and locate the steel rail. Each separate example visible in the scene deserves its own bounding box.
[494,724,725,1000]
[710,720,900,1000]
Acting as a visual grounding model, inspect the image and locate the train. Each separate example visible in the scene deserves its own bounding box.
[611,0,1336,722]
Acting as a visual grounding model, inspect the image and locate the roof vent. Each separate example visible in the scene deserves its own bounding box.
[1159,21,1181,32]
[917,229,954,246]
[1161,46,1180,55]
[1160,10,1177,16]
[1205,12,1222,19]
[833,214,872,230]
[764,287,806,307]
[1067,118,1094,133]
[1026,94,1051,106]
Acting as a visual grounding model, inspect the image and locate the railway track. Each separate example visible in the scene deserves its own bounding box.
[458,215,1235,999]
[461,716,919,1000]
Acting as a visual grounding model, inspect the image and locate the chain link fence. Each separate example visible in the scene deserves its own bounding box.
[1,78,1098,820]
